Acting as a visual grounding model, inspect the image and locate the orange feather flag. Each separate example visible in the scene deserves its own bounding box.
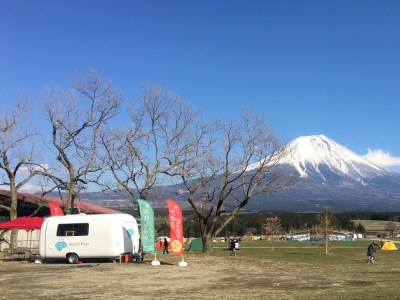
[167,199,184,256]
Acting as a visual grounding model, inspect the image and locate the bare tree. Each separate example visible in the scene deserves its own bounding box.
[0,102,46,247]
[315,209,337,255]
[384,221,399,240]
[41,70,121,214]
[264,216,281,249]
[100,84,207,209]
[178,110,294,252]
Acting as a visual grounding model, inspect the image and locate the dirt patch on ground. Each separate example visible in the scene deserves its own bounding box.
[1,253,399,299]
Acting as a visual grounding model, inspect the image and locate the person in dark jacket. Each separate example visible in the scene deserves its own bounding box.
[229,239,237,256]
[163,238,169,254]
[366,242,379,263]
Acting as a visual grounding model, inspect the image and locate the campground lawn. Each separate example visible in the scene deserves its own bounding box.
[352,219,400,232]
[1,239,399,299]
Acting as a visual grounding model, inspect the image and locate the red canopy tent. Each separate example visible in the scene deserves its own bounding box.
[0,217,44,255]
[0,217,44,232]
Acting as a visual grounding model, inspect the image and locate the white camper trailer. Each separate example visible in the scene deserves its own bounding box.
[39,214,139,263]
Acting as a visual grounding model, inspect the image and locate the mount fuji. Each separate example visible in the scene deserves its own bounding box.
[250,135,400,212]
[83,135,400,212]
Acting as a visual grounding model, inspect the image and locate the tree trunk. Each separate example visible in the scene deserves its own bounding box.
[325,238,328,255]
[65,168,76,215]
[271,234,275,249]
[201,233,213,253]
[199,219,213,252]
[10,178,18,248]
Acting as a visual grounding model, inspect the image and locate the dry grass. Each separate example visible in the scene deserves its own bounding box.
[1,240,399,299]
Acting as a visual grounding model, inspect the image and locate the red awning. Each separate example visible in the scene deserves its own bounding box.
[0,216,44,232]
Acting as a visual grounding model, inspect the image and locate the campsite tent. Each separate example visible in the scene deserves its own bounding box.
[0,217,44,232]
[381,241,398,251]
[187,238,204,251]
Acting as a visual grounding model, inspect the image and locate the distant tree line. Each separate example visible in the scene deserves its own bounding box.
[153,211,400,238]
[116,207,400,238]
[115,209,400,237]
[201,212,369,237]
[339,211,400,222]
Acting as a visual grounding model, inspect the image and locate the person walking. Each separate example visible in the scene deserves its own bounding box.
[163,238,169,254]
[229,239,237,256]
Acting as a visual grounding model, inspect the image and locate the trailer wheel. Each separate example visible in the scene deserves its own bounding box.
[67,253,79,264]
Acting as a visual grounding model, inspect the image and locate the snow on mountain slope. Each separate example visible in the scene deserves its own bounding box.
[279,135,388,180]
[244,135,400,211]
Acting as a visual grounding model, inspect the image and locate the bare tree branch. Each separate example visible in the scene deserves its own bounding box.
[0,101,44,247]
[41,70,121,214]
[178,109,294,252]
[100,84,209,212]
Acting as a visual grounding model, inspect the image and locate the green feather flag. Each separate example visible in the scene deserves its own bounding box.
[137,199,156,253]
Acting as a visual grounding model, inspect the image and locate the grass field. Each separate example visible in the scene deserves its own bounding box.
[1,239,399,299]
[352,219,400,231]
[213,238,397,264]
[210,239,400,299]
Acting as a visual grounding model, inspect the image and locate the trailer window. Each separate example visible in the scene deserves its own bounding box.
[57,223,89,236]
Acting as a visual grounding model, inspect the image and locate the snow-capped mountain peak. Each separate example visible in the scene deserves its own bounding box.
[281,135,387,179]
[242,135,400,211]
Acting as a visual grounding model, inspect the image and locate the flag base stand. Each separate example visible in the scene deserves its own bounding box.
[178,257,187,267]
[151,260,160,266]
[151,254,160,266]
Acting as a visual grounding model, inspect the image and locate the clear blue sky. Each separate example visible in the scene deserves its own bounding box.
[1,0,400,171]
